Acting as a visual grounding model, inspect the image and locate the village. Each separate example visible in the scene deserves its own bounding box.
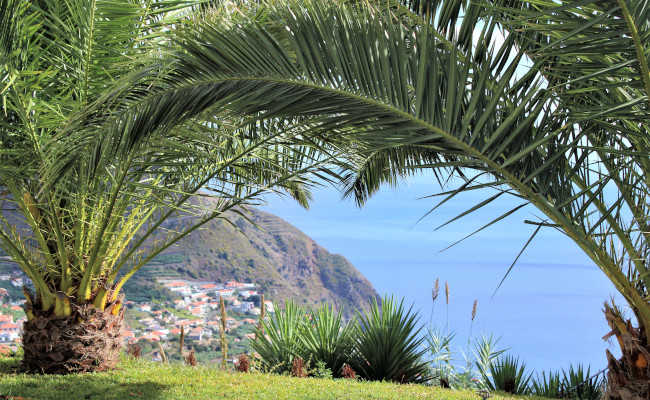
[0,273,275,364]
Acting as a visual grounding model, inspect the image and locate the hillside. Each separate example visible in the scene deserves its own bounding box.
[0,198,378,317]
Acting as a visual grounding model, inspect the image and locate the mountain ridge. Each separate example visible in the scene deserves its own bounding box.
[1,198,379,317]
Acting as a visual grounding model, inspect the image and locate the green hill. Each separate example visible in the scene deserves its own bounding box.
[1,198,378,317]
[0,356,543,400]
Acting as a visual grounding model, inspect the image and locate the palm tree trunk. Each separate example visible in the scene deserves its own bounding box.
[21,297,125,374]
[603,303,650,400]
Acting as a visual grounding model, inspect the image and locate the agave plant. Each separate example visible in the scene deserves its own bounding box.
[168,0,650,397]
[353,296,430,384]
[250,300,306,373]
[482,355,532,395]
[562,364,605,400]
[300,304,355,378]
[0,0,337,373]
[532,370,563,399]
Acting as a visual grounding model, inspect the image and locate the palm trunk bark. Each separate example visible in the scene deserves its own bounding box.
[603,303,650,400]
[21,297,125,374]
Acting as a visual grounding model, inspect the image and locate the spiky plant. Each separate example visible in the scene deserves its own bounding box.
[426,328,455,388]
[532,371,563,399]
[300,304,354,378]
[482,355,532,395]
[353,296,430,384]
[0,0,337,373]
[250,300,305,374]
[562,364,605,400]
[166,0,650,397]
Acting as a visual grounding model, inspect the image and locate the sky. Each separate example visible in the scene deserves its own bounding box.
[260,173,624,373]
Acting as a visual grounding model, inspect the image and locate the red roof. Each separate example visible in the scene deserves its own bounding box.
[0,315,12,323]
[10,306,21,311]
[200,284,217,289]
[0,323,19,330]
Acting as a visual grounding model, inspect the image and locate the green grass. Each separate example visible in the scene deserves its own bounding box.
[0,356,548,400]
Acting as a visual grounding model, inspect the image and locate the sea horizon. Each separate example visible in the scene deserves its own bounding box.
[261,175,625,374]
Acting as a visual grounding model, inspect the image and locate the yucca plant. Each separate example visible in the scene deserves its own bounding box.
[251,300,306,373]
[482,355,532,395]
[167,0,650,397]
[353,296,430,384]
[562,364,605,400]
[532,370,563,399]
[300,304,354,378]
[0,0,337,373]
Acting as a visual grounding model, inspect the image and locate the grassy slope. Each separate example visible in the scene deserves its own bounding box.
[0,357,546,400]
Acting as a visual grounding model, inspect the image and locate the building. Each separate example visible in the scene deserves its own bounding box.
[0,323,20,341]
[188,327,203,341]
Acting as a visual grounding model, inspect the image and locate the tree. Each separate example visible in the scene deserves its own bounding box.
[167,0,648,398]
[0,0,338,373]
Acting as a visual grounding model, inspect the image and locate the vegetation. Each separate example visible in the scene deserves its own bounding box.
[532,371,563,399]
[0,355,551,400]
[353,297,430,384]
[482,356,533,396]
[0,0,336,373]
[561,365,605,400]
[251,300,307,374]
[300,304,354,378]
[253,297,430,383]
[169,0,650,397]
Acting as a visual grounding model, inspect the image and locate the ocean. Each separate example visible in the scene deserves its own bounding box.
[260,176,625,374]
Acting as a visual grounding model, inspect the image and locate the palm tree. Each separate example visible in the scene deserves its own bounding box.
[0,0,339,373]
[164,0,648,397]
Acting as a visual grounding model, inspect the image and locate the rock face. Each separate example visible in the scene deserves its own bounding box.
[123,201,379,318]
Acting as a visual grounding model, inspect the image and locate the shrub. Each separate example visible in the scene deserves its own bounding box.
[251,300,305,373]
[291,357,307,377]
[352,296,430,384]
[236,354,250,373]
[127,344,142,359]
[562,364,604,400]
[341,363,357,379]
[482,355,532,395]
[426,328,455,387]
[532,370,563,398]
[185,349,197,367]
[471,335,507,389]
[312,360,333,379]
[300,304,354,378]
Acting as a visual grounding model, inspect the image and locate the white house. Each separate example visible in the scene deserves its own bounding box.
[0,323,20,341]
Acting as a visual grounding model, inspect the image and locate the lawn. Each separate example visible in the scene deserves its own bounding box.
[0,356,548,400]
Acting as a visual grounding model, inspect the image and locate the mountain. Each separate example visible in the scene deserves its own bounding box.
[1,198,379,317]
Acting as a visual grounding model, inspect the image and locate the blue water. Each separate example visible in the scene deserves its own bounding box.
[260,175,625,374]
